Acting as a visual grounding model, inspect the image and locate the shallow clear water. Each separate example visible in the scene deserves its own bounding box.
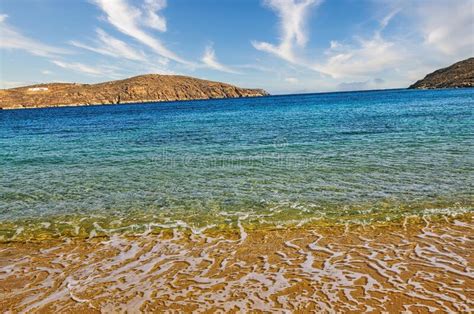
[0,89,473,239]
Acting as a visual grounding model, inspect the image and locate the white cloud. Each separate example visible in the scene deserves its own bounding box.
[70,29,146,61]
[92,0,190,65]
[252,0,321,64]
[254,4,406,81]
[41,70,53,75]
[314,35,404,79]
[313,8,405,79]
[315,1,474,83]
[235,63,275,73]
[285,77,298,83]
[143,0,167,32]
[0,14,67,57]
[379,7,400,31]
[52,60,103,76]
[329,40,341,50]
[201,45,240,74]
[417,0,474,57]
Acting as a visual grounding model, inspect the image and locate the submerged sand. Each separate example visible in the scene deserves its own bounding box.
[0,214,473,312]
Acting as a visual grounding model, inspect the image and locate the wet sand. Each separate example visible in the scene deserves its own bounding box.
[1,214,473,313]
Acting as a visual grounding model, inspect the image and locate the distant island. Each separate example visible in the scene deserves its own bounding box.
[0,74,269,109]
[409,57,474,89]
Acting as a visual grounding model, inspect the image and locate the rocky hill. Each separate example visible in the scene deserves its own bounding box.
[0,74,269,109]
[409,58,474,89]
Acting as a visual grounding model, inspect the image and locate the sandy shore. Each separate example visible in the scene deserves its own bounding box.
[1,214,472,312]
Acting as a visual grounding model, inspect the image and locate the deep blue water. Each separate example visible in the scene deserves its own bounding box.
[0,88,473,238]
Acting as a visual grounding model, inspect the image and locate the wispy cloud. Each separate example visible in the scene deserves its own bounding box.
[70,29,146,61]
[253,2,404,79]
[255,0,473,88]
[314,35,404,78]
[52,60,103,76]
[0,14,67,57]
[285,77,298,83]
[379,7,401,31]
[417,0,474,57]
[91,0,191,65]
[252,0,321,64]
[201,45,240,74]
[142,0,167,32]
[313,8,406,79]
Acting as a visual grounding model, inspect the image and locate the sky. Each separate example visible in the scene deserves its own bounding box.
[0,0,473,94]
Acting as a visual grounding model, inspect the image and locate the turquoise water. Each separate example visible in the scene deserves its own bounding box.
[0,89,473,239]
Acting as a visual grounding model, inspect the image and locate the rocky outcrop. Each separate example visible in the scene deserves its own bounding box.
[0,74,269,109]
[409,58,474,89]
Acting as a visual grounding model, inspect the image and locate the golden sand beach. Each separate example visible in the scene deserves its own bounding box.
[1,214,472,312]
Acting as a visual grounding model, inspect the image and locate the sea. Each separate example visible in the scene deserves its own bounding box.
[0,88,472,240]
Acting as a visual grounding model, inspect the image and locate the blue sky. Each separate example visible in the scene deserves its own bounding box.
[1,0,473,94]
